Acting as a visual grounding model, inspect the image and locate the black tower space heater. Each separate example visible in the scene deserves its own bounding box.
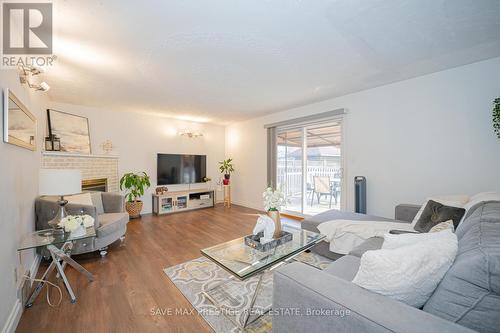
[354,176,366,214]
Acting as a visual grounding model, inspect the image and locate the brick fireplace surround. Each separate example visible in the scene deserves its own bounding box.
[41,152,119,192]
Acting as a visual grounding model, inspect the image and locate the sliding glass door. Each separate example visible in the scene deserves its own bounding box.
[276,121,343,216]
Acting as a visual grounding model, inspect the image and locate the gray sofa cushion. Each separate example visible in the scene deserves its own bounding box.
[309,242,343,261]
[102,192,125,213]
[423,201,500,333]
[323,255,360,281]
[90,192,105,215]
[349,237,384,258]
[302,209,396,260]
[97,213,129,238]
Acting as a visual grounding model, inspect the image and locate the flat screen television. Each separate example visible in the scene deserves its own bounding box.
[157,154,206,185]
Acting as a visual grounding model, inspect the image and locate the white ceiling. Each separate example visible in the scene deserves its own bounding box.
[44,0,500,124]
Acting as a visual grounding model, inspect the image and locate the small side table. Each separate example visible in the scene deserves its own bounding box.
[223,184,231,207]
[18,227,96,307]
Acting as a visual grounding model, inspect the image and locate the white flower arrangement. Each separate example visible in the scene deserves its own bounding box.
[262,187,286,212]
[59,215,94,233]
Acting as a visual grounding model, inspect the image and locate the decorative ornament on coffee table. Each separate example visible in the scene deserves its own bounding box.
[263,187,287,238]
[493,97,500,139]
[253,215,276,243]
[120,172,151,219]
[219,158,234,185]
[246,213,293,251]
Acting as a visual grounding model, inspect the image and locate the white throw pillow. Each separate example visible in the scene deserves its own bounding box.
[464,192,500,211]
[66,193,93,206]
[382,228,453,250]
[353,230,458,308]
[411,195,470,226]
[429,220,454,233]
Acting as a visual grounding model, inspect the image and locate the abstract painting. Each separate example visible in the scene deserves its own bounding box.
[47,109,91,154]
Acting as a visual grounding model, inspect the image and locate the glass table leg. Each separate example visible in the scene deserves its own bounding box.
[25,260,57,308]
[26,241,94,307]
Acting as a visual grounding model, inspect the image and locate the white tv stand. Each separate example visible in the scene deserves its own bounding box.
[152,188,215,215]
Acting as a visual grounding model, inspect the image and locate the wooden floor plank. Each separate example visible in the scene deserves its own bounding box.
[16,204,260,333]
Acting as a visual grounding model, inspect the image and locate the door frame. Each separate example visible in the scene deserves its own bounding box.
[277,117,346,218]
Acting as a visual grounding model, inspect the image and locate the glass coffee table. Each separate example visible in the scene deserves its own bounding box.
[201,229,325,329]
[18,228,96,307]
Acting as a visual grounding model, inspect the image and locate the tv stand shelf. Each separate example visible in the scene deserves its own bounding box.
[152,188,215,215]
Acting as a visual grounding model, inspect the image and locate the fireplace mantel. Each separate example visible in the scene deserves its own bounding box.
[41,151,119,159]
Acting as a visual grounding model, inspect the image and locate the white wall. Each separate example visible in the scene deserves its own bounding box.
[226,56,500,218]
[2,55,500,330]
[0,70,48,332]
[48,103,226,213]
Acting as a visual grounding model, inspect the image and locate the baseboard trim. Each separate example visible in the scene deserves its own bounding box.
[1,299,22,333]
[281,213,304,220]
[3,254,41,333]
[229,200,263,212]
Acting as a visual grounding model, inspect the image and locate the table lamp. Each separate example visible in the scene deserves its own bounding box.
[39,169,82,229]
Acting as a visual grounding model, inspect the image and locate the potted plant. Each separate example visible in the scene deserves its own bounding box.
[120,172,151,218]
[219,158,234,185]
[263,187,287,238]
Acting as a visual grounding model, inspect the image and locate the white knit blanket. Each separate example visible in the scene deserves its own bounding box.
[317,220,415,254]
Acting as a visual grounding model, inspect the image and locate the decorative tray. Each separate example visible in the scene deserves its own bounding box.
[244,231,293,252]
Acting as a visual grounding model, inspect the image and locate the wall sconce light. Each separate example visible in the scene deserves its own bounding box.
[31,81,50,91]
[19,66,50,92]
[179,129,203,138]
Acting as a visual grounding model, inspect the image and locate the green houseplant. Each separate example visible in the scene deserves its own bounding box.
[493,97,500,139]
[219,158,235,185]
[120,172,151,218]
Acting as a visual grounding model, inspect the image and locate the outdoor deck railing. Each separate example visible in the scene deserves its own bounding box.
[277,162,340,196]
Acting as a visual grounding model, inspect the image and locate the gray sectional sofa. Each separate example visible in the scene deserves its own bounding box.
[273,201,500,333]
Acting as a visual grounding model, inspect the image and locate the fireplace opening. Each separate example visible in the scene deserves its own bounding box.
[82,178,108,192]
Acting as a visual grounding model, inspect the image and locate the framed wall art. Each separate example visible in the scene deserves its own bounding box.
[3,89,37,151]
[47,109,91,154]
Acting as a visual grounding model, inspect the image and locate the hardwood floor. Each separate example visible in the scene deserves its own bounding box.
[16,204,265,333]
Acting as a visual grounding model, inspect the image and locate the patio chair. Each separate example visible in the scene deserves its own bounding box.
[311,176,335,209]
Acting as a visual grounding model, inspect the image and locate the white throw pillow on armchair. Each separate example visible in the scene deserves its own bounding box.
[66,193,93,206]
[352,229,458,308]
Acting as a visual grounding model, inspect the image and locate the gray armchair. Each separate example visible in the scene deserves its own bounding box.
[35,192,129,256]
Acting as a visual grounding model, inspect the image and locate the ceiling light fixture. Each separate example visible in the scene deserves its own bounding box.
[179,129,203,138]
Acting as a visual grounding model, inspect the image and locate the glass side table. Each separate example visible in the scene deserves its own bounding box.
[18,227,96,307]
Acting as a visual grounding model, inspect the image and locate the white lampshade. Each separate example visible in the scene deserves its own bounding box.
[39,169,82,196]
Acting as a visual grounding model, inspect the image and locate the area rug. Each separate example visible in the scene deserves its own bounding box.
[163,252,332,333]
